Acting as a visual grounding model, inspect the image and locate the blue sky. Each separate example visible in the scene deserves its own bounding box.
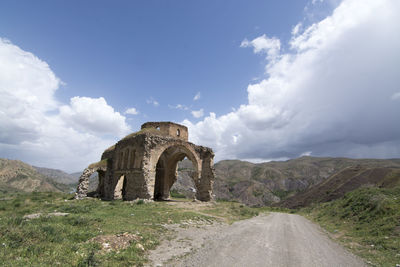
[1,0,399,171]
[0,0,312,126]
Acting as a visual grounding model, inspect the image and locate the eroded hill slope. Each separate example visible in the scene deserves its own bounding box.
[0,158,71,193]
[279,166,400,208]
[173,157,400,206]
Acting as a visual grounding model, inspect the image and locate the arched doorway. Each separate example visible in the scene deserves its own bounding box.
[153,145,200,200]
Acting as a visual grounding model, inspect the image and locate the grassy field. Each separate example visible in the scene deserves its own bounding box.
[0,192,263,266]
[301,186,400,267]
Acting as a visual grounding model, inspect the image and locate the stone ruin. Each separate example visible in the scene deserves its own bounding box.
[75,122,215,201]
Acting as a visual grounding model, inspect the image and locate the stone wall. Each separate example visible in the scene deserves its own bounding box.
[141,121,188,141]
[76,122,214,202]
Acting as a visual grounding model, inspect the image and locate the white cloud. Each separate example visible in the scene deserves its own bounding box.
[146,98,159,107]
[241,34,281,62]
[300,151,312,157]
[0,38,131,171]
[391,92,400,100]
[191,109,204,118]
[125,107,139,115]
[292,23,302,36]
[193,92,201,101]
[184,0,400,162]
[0,38,59,145]
[168,104,189,110]
[59,97,130,136]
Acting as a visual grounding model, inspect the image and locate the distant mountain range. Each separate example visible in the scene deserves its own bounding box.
[1,156,399,208]
[211,157,400,206]
[33,166,79,185]
[279,165,400,208]
[173,156,400,206]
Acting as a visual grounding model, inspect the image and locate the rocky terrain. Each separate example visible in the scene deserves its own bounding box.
[174,157,400,206]
[170,159,196,199]
[279,165,400,208]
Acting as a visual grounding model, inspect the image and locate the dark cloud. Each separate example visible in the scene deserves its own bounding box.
[185,0,400,162]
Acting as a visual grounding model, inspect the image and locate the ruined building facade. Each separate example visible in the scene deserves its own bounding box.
[76,122,215,201]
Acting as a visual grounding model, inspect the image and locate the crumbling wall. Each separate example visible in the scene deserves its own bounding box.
[75,165,106,199]
[141,121,188,141]
[76,122,214,201]
[196,150,215,201]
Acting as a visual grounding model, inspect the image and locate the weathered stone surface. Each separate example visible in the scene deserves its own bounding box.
[75,167,103,199]
[23,212,70,220]
[76,122,215,201]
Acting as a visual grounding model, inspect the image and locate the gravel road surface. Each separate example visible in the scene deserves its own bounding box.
[165,212,366,267]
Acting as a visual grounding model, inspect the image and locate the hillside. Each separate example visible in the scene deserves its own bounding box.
[171,157,400,206]
[211,157,400,206]
[302,186,400,266]
[34,166,79,185]
[171,160,197,198]
[280,166,400,208]
[0,159,71,193]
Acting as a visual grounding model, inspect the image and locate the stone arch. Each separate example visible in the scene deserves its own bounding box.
[75,165,107,199]
[151,143,201,200]
[150,142,201,175]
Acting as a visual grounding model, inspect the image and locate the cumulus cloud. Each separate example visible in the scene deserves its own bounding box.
[0,38,60,145]
[240,34,281,62]
[193,92,201,101]
[184,0,400,162]
[191,109,204,118]
[59,97,130,136]
[0,38,131,171]
[125,107,139,115]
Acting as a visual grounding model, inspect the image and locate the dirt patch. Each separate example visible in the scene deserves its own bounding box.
[163,200,229,222]
[146,217,226,266]
[164,199,216,210]
[89,232,142,253]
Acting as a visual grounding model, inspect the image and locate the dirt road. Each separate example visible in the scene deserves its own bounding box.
[152,212,366,267]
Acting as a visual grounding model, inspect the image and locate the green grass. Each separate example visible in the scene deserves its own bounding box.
[170,189,186,198]
[301,186,400,267]
[204,200,270,223]
[0,192,263,266]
